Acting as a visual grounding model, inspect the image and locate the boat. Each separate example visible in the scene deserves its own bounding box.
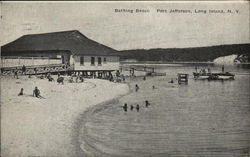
[197,75,210,80]
[193,65,235,81]
[193,72,210,80]
[193,72,235,80]
[209,72,235,80]
[217,75,233,80]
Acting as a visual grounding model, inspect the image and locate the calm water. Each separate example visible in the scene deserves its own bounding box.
[79,64,250,157]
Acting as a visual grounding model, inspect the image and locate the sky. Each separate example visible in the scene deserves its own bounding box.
[0,1,249,50]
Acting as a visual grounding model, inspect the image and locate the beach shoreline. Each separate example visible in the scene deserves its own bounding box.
[75,79,133,156]
[0,75,129,157]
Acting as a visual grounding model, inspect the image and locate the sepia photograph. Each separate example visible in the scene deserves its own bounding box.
[0,1,250,157]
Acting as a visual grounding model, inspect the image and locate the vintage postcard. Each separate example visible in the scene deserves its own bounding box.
[0,1,249,157]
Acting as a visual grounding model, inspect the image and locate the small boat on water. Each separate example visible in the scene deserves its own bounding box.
[209,72,235,80]
[217,75,233,80]
[193,72,235,80]
[193,65,235,81]
[193,72,209,80]
[197,75,210,80]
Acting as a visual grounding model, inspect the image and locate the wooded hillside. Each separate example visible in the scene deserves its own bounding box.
[117,44,250,62]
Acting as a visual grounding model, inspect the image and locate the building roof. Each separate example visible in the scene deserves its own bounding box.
[1,30,117,56]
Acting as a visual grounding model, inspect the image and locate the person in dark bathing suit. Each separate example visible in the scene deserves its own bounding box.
[33,87,44,98]
[135,84,139,92]
[22,65,26,75]
[145,100,150,108]
[14,68,18,79]
[123,103,128,112]
[152,85,155,90]
[18,88,24,96]
[34,68,38,76]
[130,104,134,111]
[136,104,140,112]
[168,79,174,83]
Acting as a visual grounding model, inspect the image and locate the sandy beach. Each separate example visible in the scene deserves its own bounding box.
[0,75,129,157]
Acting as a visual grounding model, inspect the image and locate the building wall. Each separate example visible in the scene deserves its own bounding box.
[73,55,120,71]
[1,57,62,67]
[1,50,70,58]
[1,50,71,67]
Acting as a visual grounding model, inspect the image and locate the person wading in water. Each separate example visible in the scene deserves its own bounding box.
[130,104,134,111]
[136,104,140,112]
[145,100,150,108]
[123,103,128,112]
[135,84,139,92]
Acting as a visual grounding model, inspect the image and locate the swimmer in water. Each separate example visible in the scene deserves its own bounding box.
[136,104,140,112]
[123,103,128,112]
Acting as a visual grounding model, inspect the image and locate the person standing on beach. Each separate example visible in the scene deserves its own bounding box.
[13,68,18,79]
[34,68,38,76]
[79,74,84,82]
[135,84,139,92]
[123,103,128,112]
[136,104,140,112]
[22,65,26,75]
[222,65,225,73]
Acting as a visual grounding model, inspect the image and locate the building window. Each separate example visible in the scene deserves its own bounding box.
[98,57,102,65]
[91,57,95,66]
[104,57,107,64]
[80,56,84,66]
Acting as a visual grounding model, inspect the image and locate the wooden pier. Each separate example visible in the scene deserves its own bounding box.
[122,65,166,76]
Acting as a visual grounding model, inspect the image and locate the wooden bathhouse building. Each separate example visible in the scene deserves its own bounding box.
[1,30,120,77]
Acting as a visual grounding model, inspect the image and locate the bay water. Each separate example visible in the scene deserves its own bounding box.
[79,63,250,157]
